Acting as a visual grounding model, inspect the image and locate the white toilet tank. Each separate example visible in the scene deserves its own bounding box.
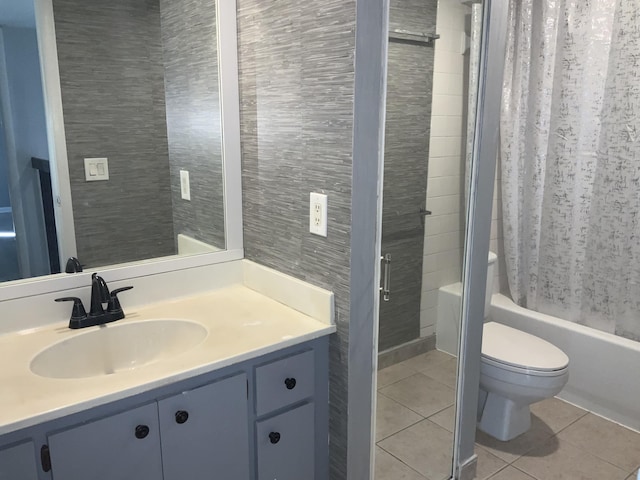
[436,251,498,355]
[485,252,498,318]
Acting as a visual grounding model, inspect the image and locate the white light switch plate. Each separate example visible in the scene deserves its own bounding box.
[84,158,109,181]
[180,170,191,201]
[309,192,328,237]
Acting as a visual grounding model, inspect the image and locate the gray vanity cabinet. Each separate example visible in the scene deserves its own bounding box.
[256,402,315,480]
[47,403,163,480]
[158,373,250,480]
[0,337,329,480]
[0,441,39,480]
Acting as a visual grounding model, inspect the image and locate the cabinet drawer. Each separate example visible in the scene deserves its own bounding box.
[255,350,315,415]
[256,403,314,480]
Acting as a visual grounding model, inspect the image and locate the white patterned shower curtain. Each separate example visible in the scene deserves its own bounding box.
[500,0,640,341]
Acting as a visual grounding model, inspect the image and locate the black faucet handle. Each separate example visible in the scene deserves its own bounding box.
[107,286,133,318]
[55,297,87,323]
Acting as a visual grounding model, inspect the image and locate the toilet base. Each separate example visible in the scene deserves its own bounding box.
[478,390,531,441]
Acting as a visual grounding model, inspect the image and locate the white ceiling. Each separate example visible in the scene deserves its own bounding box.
[0,0,36,28]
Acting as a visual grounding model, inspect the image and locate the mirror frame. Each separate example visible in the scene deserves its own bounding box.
[0,0,243,302]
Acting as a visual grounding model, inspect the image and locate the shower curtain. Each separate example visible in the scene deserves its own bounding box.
[500,0,640,341]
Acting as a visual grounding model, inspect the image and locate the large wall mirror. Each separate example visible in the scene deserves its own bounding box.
[0,0,241,286]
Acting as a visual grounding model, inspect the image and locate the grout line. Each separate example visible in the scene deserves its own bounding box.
[484,464,510,480]
[510,464,539,480]
[375,413,425,443]
[376,443,430,479]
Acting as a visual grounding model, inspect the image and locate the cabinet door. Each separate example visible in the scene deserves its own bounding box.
[158,373,250,480]
[48,403,162,480]
[256,403,315,480]
[0,441,38,480]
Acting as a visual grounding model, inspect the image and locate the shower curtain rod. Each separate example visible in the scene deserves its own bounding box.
[389,29,439,45]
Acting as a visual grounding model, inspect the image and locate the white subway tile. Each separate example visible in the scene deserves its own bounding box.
[432,94,464,117]
[422,254,439,273]
[422,271,440,292]
[423,215,443,233]
[430,115,464,137]
[433,73,464,96]
[420,307,437,329]
[427,194,461,216]
[441,266,461,285]
[428,156,464,177]
[437,248,463,270]
[420,289,438,311]
[434,48,464,75]
[427,175,460,198]
[439,213,463,233]
[420,325,436,338]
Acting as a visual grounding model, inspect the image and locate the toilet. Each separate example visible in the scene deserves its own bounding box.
[478,253,569,441]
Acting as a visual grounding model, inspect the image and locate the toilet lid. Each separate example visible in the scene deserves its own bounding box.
[482,322,569,372]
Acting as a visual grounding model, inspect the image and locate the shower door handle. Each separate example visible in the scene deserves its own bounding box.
[380,254,392,302]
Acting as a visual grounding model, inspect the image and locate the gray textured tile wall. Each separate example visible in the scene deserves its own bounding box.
[53,0,175,267]
[159,0,225,249]
[236,1,356,478]
[379,0,438,350]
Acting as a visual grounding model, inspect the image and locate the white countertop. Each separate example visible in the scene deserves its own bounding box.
[0,284,335,436]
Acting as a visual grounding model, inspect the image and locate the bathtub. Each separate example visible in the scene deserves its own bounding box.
[436,284,640,432]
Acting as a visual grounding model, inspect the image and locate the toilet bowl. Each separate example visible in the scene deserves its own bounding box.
[434,251,570,440]
[478,321,569,441]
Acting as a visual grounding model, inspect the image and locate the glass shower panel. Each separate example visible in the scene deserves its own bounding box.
[375,1,484,479]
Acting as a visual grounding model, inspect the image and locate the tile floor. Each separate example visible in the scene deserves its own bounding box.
[375,350,640,480]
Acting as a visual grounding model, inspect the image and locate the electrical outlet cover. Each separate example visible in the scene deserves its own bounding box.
[180,170,191,201]
[309,192,328,237]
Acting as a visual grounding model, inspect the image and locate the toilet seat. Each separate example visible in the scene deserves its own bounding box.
[481,322,569,377]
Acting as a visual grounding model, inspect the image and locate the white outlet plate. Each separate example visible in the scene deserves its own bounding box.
[180,170,191,201]
[309,192,328,237]
[84,158,109,181]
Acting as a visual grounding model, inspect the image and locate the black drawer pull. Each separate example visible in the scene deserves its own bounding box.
[40,445,51,472]
[135,425,150,439]
[284,378,297,390]
[269,432,281,444]
[175,410,189,424]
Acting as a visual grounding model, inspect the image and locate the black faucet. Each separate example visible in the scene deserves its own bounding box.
[64,257,83,273]
[89,273,110,318]
[55,273,133,329]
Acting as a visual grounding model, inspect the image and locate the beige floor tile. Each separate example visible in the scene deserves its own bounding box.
[420,357,458,389]
[626,473,639,480]
[375,446,427,480]
[379,419,454,480]
[376,393,423,441]
[513,437,628,480]
[380,373,455,418]
[529,397,587,434]
[474,447,508,480]
[378,362,417,389]
[475,415,555,463]
[486,466,536,480]
[402,350,453,372]
[557,413,640,473]
[429,405,456,433]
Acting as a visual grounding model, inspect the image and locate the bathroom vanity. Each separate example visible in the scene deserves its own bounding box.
[0,261,335,480]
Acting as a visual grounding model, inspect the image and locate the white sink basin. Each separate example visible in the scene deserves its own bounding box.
[30,320,208,379]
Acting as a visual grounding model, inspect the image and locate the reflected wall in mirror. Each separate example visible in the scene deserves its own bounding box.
[0,0,226,284]
[375,0,483,478]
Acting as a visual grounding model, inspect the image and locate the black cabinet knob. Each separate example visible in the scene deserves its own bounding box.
[284,378,297,390]
[269,432,281,444]
[175,410,189,424]
[135,425,150,439]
